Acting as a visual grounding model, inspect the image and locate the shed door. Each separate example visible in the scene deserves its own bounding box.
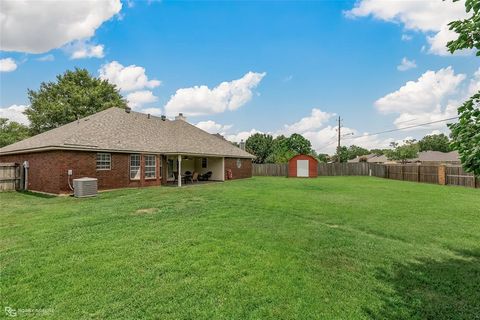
[297,160,309,177]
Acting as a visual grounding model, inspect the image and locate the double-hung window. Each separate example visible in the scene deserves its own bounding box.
[201,157,208,169]
[96,153,111,170]
[144,155,156,179]
[130,154,141,180]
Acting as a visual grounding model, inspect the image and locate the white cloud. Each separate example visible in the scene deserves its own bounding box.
[225,129,262,143]
[0,58,17,72]
[98,61,161,92]
[397,57,417,71]
[164,71,266,117]
[0,0,122,54]
[141,107,162,116]
[401,34,412,41]
[374,66,478,130]
[0,105,29,124]
[36,54,54,62]
[346,0,470,55]
[126,90,158,109]
[195,120,233,135]
[375,67,465,114]
[67,41,105,59]
[279,108,335,135]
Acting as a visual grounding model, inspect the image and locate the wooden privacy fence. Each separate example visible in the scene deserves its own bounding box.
[445,165,478,188]
[318,163,369,176]
[384,164,439,184]
[252,162,478,188]
[252,163,288,176]
[0,163,20,191]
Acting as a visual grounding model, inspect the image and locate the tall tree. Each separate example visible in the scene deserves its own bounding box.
[418,134,452,152]
[25,68,127,134]
[385,140,419,163]
[0,118,31,147]
[447,0,480,176]
[287,133,313,155]
[245,133,274,164]
[332,146,350,163]
[317,153,329,163]
[267,134,315,163]
[347,145,370,159]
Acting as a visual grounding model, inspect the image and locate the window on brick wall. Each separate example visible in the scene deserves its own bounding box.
[130,154,141,180]
[145,155,156,179]
[96,153,111,170]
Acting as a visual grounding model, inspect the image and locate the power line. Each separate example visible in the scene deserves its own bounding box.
[342,116,459,141]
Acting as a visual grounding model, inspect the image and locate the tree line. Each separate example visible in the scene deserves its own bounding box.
[244,132,455,164]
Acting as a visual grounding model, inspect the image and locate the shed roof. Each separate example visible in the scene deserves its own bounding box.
[0,107,254,158]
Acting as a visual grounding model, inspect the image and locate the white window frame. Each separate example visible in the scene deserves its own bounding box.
[144,154,156,179]
[96,153,111,170]
[201,157,208,169]
[130,154,141,180]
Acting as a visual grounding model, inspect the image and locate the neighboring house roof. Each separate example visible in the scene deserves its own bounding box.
[348,154,377,163]
[368,155,388,163]
[0,108,254,158]
[415,151,460,162]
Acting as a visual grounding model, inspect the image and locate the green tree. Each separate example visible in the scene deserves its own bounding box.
[369,148,389,155]
[332,146,350,163]
[0,118,31,147]
[447,0,480,55]
[245,133,274,164]
[418,134,452,152]
[266,134,314,163]
[287,133,313,155]
[347,145,370,160]
[449,94,480,175]
[267,135,292,163]
[447,0,480,176]
[25,68,127,134]
[385,140,419,163]
[317,153,329,163]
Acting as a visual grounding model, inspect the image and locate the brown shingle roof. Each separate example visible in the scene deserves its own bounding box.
[0,108,254,158]
[416,151,460,162]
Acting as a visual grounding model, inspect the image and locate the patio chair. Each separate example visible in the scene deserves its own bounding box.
[199,171,212,181]
[183,171,192,184]
[192,172,199,183]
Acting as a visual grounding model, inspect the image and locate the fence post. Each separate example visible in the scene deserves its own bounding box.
[417,165,420,182]
[438,165,446,185]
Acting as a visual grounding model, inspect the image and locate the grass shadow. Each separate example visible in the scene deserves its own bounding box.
[17,190,57,199]
[365,251,480,320]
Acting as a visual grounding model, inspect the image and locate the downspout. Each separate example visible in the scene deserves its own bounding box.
[23,161,29,190]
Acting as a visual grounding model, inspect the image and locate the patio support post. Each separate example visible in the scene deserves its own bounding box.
[178,154,182,187]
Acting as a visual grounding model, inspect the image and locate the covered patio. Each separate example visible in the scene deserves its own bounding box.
[165,155,225,187]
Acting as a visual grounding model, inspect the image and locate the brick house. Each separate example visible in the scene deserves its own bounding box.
[0,108,254,194]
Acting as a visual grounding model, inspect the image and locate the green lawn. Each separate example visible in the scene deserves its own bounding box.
[1,177,479,319]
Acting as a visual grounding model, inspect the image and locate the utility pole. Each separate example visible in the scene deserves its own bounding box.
[337,116,341,163]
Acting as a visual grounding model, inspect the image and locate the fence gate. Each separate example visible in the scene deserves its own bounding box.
[0,163,21,191]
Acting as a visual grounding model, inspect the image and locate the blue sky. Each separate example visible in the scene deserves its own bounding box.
[1,0,479,153]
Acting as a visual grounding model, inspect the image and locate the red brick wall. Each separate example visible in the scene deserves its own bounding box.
[224,158,252,180]
[0,151,63,194]
[288,154,318,178]
[0,150,164,194]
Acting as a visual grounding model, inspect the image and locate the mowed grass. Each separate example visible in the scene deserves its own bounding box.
[1,177,479,319]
